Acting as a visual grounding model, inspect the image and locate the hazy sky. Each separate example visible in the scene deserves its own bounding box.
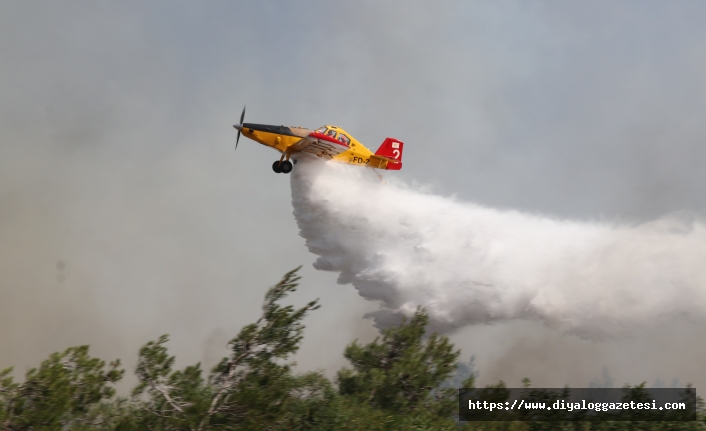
[2,1,706,388]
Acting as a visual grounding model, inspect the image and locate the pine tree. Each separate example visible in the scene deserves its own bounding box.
[0,346,123,430]
[337,307,460,429]
[124,266,336,430]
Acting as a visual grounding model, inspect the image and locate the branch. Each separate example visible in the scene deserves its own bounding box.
[142,361,185,414]
[149,382,184,414]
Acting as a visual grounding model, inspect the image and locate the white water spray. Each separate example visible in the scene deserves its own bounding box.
[291,159,706,339]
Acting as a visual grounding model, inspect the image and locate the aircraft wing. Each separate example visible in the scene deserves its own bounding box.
[289,132,350,159]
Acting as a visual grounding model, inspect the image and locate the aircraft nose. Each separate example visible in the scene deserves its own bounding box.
[233,124,242,131]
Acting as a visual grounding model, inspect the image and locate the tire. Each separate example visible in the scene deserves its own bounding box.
[280,160,293,174]
[272,161,283,173]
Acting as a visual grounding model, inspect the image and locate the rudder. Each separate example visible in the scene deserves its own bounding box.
[374,138,403,170]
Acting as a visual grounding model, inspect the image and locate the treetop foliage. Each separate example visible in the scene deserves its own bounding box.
[0,345,123,430]
[1,268,704,430]
[337,307,460,420]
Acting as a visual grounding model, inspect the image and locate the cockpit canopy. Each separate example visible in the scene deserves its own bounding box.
[316,125,351,146]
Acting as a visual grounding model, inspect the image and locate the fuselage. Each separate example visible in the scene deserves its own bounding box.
[240,123,378,167]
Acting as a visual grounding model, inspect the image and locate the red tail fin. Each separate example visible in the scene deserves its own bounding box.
[374,138,403,170]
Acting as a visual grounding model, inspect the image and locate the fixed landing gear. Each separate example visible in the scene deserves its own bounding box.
[272,160,293,174]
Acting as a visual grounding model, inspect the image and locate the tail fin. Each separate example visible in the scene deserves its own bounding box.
[374,138,403,170]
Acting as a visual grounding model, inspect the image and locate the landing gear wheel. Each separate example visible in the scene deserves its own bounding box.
[280,160,293,174]
[272,161,283,173]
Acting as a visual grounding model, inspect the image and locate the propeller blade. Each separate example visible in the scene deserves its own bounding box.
[235,105,245,151]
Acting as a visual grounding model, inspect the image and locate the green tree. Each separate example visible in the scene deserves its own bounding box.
[0,346,123,431]
[17,268,706,431]
[124,266,336,430]
[336,308,461,429]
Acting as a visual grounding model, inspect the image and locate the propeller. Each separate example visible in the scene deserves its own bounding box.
[233,105,246,151]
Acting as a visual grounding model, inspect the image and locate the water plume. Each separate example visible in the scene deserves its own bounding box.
[291,158,706,339]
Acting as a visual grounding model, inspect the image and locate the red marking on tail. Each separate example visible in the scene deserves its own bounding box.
[375,138,403,170]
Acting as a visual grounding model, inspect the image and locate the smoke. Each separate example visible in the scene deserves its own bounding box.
[291,158,706,339]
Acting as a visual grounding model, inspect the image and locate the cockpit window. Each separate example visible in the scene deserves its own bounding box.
[316,126,327,133]
[338,133,351,146]
[326,129,337,138]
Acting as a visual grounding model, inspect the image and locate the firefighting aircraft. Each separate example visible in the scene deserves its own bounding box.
[233,106,403,174]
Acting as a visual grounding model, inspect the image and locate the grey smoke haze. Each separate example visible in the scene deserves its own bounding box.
[2,1,706,389]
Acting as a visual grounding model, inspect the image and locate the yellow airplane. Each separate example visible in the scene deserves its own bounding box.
[233,106,403,174]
